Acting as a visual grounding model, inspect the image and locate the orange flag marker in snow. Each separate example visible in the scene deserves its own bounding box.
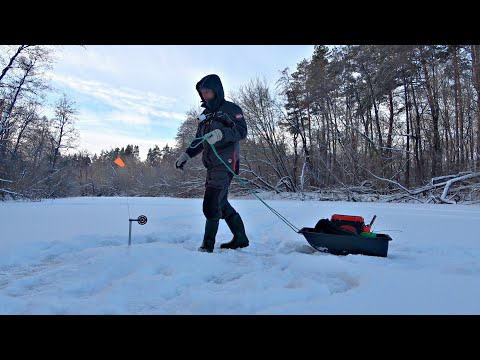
[114,157,125,167]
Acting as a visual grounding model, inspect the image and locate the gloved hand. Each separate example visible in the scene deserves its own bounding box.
[175,152,190,170]
[205,129,223,145]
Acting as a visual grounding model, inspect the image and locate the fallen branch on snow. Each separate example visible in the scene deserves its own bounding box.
[439,172,480,204]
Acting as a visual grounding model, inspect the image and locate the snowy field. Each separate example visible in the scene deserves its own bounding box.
[1,196,479,315]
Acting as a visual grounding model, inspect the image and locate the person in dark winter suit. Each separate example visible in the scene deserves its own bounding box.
[175,74,249,253]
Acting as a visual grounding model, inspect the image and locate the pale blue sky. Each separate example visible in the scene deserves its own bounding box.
[46,45,315,159]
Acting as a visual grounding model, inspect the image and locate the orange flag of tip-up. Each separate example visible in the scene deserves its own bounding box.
[114,157,125,167]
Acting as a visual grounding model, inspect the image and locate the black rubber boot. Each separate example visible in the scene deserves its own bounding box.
[198,219,219,253]
[220,213,249,249]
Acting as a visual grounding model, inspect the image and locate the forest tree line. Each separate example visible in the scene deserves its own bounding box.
[1,45,480,203]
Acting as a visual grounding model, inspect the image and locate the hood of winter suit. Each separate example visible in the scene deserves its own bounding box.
[196,74,225,111]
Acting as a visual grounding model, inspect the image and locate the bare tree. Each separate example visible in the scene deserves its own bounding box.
[419,46,443,177]
[0,45,30,85]
[1,45,55,158]
[234,77,297,192]
[174,106,203,150]
[50,93,79,171]
[472,45,480,168]
[10,102,39,160]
